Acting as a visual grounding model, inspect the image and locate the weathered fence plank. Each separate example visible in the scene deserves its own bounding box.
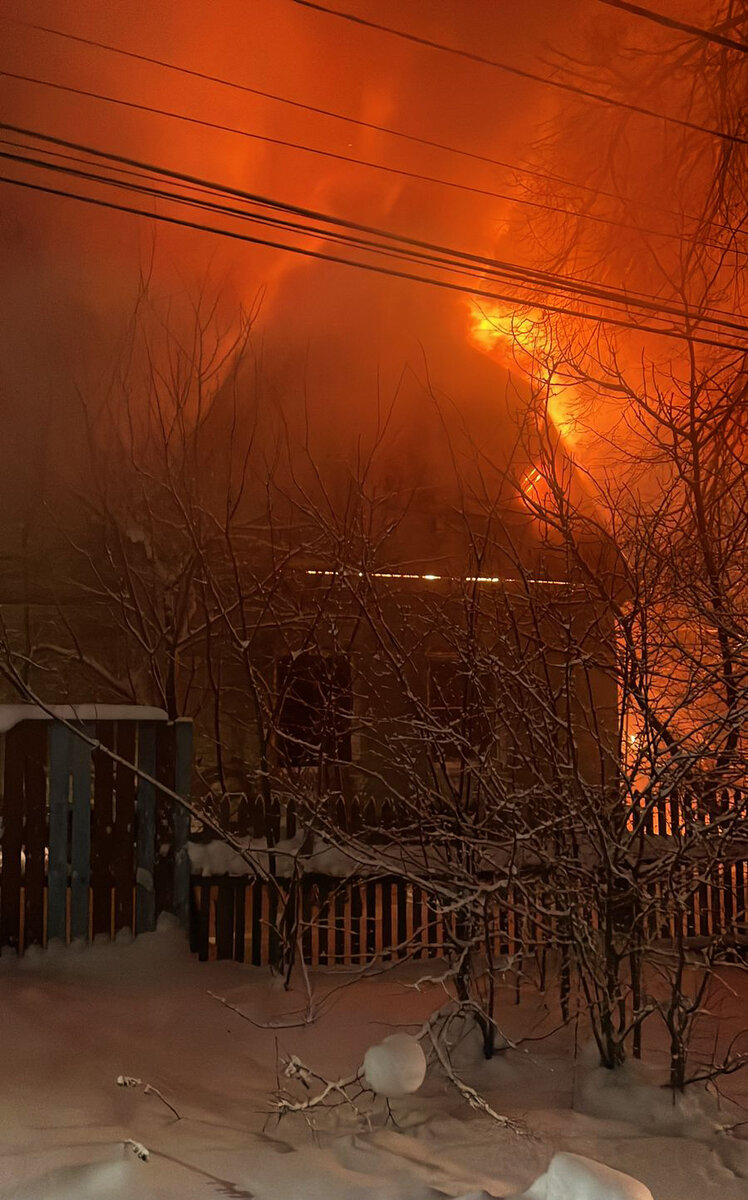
[47,723,72,943]
[234,880,247,963]
[91,722,115,939]
[173,720,192,930]
[195,880,211,962]
[251,878,263,966]
[215,879,235,960]
[1,726,25,952]
[70,725,93,941]
[135,723,157,934]
[154,724,176,918]
[23,722,48,948]
[113,722,137,934]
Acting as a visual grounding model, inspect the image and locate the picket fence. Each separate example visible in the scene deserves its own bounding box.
[189,872,528,966]
[189,787,748,966]
[188,862,748,967]
[0,711,192,954]
[1,717,746,968]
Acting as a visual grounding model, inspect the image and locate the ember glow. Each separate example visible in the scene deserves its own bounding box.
[0,5,747,1198]
[467,298,582,451]
[468,301,541,358]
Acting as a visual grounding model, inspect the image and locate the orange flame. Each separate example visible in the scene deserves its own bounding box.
[467,299,581,450]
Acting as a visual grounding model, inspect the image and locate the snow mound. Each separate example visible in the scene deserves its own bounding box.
[188,832,362,879]
[578,1059,727,1138]
[10,1157,157,1200]
[0,703,168,732]
[362,1032,427,1098]
[522,1152,653,1200]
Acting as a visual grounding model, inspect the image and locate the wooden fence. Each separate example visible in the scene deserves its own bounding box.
[188,860,748,966]
[0,713,192,954]
[188,790,748,965]
[198,786,399,843]
[2,730,746,968]
[189,873,526,966]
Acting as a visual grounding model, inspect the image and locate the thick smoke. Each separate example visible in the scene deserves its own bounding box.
[0,0,585,527]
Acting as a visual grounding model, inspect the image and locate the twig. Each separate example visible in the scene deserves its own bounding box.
[116,1075,181,1120]
[274,1056,365,1116]
[209,990,316,1029]
[426,1025,525,1133]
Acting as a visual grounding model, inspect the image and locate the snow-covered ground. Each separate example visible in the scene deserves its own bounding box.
[1,920,746,1199]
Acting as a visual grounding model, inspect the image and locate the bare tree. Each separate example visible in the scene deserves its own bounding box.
[461,0,748,1084]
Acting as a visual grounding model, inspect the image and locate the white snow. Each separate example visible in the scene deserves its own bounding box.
[0,920,746,1199]
[520,1152,653,1200]
[188,831,364,878]
[362,1033,427,1098]
[0,704,169,732]
[188,834,518,879]
[576,1054,728,1139]
[12,1157,158,1200]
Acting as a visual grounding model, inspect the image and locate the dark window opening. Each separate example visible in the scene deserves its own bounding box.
[427,656,490,759]
[276,652,352,767]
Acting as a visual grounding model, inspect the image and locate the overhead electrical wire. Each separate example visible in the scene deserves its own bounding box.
[3,68,744,259]
[6,167,746,354]
[595,0,748,54]
[7,134,738,327]
[3,122,746,334]
[1,125,746,353]
[0,70,657,223]
[0,140,533,287]
[2,120,745,332]
[7,17,582,188]
[5,17,744,236]
[288,0,748,146]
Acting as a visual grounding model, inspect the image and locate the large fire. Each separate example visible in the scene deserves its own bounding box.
[467,299,582,451]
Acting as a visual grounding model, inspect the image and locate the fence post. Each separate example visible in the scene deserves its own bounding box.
[70,724,94,942]
[47,722,72,944]
[173,720,193,930]
[136,723,157,934]
[22,723,48,950]
[0,726,25,953]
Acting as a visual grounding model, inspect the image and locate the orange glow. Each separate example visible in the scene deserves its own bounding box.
[305,569,569,586]
[520,465,542,498]
[468,302,541,360]
[468,299,581,450]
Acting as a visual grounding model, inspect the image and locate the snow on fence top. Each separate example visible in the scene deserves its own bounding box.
[0,704,170,732]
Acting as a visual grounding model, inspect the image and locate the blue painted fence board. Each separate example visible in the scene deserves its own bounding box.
[70,724,94,941]
[0,726,24,952]
[136,723,157,934]
[173,720,193,930]
[2,714,192,953]
[47,723,72,943]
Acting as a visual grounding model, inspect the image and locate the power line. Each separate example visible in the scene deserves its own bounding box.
[0,70,648,225]
[289,0,748,146]
[0,138,646,311]
[6,122,746,332]
[3,121,745,336]
[595,0,748,54]
[4,68,743,257]
[9,135,739,329]
[5,19,742,236]
[0,140,525,289]
[5,170,745,353]
[6,17,590,193]
[1,129,746,351]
